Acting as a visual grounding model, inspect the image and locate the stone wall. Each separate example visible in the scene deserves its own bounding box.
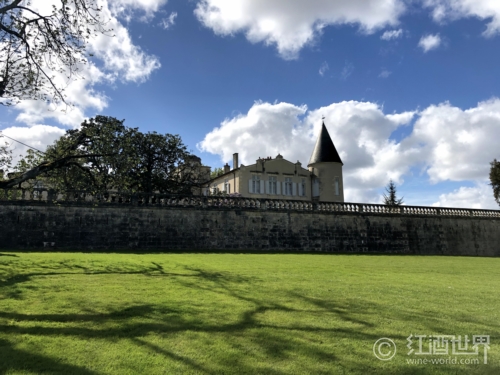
[1,201,499,255]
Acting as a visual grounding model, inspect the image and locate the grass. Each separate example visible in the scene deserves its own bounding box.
[0,252,499,374]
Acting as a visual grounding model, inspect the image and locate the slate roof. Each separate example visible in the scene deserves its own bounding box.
[308,123,343,166]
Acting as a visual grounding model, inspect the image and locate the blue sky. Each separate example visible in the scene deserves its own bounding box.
[1,0,500,208]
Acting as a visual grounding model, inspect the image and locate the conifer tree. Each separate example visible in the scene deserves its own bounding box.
[490,159,500,207]
[383,179,404,206]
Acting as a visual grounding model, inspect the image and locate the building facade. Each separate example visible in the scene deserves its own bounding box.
[207,122,344,202]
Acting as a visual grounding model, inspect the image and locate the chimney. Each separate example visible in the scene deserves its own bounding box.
[224,163,230,173]
[233,153,239,170]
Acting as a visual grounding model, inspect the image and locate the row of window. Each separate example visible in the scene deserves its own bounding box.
[249,175,307,196]
[210,180,231,194]
[210,175,340,196]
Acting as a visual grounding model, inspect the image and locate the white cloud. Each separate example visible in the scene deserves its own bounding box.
[198,100,416,203]
[418,33,442,52]
[199,98,500,208]
[111,0,169,21]
[10,0,163,84]
[192,1,500,58]
[198,101,310,167]
[89,1,162,83]
[404,99,500,184]
[6,0,163,130]
[424,0,500,37]
[432,183,498,209]
[14,63,108,128]
[379,69,392,78]
[380,28,403,40]
[112,0,167,13]
[340,60,354,80]
[160,12,178,29]
[194,0,405,59]
[309,102,416,202]
[1,125,66,167]
[319,61,329,76]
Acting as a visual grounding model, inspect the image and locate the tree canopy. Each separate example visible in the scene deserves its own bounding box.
[383,180,404,206]
[210,167,223,179]
[490,159,500,207]
[1,116,202,194]
[0,0,108,105]
[0,135,12,177]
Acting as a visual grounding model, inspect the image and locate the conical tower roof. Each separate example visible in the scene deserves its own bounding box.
[308,122,343,166]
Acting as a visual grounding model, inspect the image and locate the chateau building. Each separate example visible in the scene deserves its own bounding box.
[207,122,344,202]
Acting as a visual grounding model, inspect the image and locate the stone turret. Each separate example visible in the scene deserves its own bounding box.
[307,122,344,202]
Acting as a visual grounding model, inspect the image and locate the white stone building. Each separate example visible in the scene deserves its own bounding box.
[207,122,344,202]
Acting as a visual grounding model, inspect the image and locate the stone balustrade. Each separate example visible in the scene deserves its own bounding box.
[1,188,499,218]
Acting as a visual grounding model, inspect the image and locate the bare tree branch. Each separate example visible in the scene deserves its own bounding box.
[0,153,110,188]
[0,0,22,14]
[0,0,110,105]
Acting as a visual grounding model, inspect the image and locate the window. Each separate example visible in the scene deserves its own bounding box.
[334,177,340,196]
[252,175,261,194]
[312,178,320,197]
[300,178,306,196]
[268,176,277,195]
[224,179,230,193]
[211,184,217,194]
[284,177,293,196]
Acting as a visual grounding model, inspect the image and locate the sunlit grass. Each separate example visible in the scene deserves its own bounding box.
[0,253,499,374]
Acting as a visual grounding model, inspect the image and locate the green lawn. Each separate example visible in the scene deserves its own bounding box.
[0,252,498,375]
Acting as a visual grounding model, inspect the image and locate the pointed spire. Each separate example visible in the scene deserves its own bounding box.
[308,122,343,166]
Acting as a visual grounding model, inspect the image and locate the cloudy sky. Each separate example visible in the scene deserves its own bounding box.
[1,0,500,208]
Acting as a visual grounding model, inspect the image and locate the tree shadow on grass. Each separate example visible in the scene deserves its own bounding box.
[0,261,222,290]
[131,338,215,375]
[0,253,18,257]
[0,304,173,323]
[0,265,347,374]
[0,263,499,374]
[1,308,494,375]
[0,338,98,375]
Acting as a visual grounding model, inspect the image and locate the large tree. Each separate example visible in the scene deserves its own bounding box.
[124,131,197,194]
[0,0,108,105]
[383,179,404,206]
[1,116,200,194]
[9,116,134,191]
[490,159,500,207]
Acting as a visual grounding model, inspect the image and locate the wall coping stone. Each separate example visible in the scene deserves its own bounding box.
[1,188,499,219]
